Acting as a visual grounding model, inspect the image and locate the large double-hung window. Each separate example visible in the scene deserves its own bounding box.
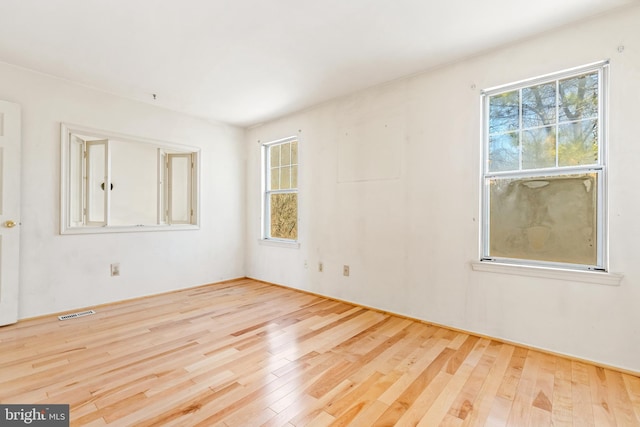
[262,136,298,242]
[481,61,608,271]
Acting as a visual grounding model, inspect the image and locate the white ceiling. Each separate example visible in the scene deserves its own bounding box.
[0,0,636,127]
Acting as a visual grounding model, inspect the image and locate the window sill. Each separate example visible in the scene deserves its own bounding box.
[61,224,200,235]
[258,238,300,249]
[470,261,623,286]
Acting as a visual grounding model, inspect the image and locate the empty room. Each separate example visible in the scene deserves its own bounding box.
[1,0,639,425]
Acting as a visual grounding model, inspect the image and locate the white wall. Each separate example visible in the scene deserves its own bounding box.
[245,5,640,372]
[0,62,246,319]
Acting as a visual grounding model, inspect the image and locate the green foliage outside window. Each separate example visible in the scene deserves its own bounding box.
[488,72,599,172]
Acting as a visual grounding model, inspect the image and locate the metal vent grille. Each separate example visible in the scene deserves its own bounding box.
[58,310,96,321]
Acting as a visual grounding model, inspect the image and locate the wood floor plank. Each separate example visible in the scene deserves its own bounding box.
[485,395,514,426]
[373,346,456,425]
[589,365,617,426]
[551,356,573,427]
[484,346,529,425]
[416,361,476,425]
[398,370,453,425]
[0,278,637,426]
[324,370,384,417]
[343,399,389,426]
[505,350,540,426]
[288,379,353,426]
[328,368,404,426]
[624,373,640,424]
[447,339,499,422]
[461,343,515,426]
[606,368,640,426]
[572,360,596,427]
[376,337,450,407]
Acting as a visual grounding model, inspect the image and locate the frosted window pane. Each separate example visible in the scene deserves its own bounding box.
[280,166,291,190]
[270,145,280,167]
[270,167,279,190]
[281,142,291,165]
[489,173,597,265]
[291,140,298,164]
[291,165,298,189]
[270,193,297,239]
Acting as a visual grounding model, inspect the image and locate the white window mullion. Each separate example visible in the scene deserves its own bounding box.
[104,139,111,226]
[263,144,271,238]
[166,153,193,225]
[518,87,523,170]
[555,79,560,168]
[84,139,108,226]
[597,65,608,269]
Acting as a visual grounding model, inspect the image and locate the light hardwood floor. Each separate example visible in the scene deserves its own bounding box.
[1,278,639,426]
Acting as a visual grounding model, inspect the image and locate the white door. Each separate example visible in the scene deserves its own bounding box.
[0,100,21,326]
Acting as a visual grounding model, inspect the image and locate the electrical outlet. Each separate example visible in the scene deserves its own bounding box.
[343,265,350,276]
[318,262,323,272]
[110,263,120,277]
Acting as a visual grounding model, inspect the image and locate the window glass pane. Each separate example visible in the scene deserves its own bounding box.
[489,132,519,172]
[281,142,291,166]
[558,119,598,166]
[270,167,279,190]
[522,83,556,128]
[522,127,556,169]
[86,142,106,224]
[280,166,291,190]
[69,137,83,224]
[488,173,597,265]
[270,145,280,167]
[168,154,190,224]
[559,72,598,122]
[270,193,298,240]
[291,165,298,189]
[489,90,519,134]
[291,140,298,164]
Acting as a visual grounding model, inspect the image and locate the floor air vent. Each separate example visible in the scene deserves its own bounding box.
[58,310,96,321]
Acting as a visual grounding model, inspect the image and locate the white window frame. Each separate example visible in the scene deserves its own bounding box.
[480,61,608,272]
[261,136,299,243]
[84,139,110,226]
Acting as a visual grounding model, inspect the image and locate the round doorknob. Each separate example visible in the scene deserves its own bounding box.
[4,220,17,228]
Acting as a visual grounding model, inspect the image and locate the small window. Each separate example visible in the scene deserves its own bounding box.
[481,62,608,271]
[262,137,298,241]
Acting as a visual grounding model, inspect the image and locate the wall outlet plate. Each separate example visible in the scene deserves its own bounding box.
[110,263,120,277]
